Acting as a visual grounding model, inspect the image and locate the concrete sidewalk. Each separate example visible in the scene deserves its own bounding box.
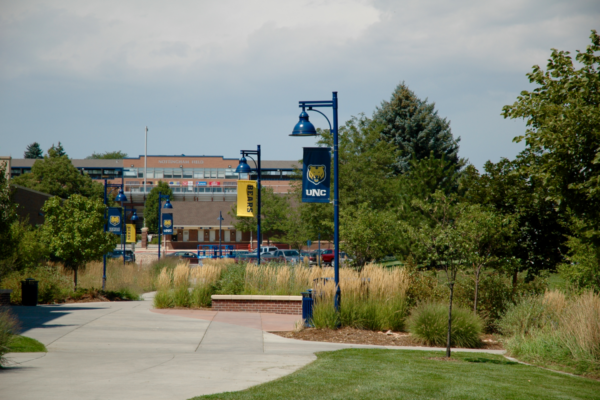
[0,293,505,400]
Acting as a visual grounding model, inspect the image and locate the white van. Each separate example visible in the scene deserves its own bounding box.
[259,246,279,254]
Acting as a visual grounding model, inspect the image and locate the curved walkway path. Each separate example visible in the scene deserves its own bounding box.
[1,293,505,400]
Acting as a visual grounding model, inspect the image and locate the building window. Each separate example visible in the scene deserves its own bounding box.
[217,169,225,178]
[163,168,173,178]
[137,169,144,178]
[225,169,238,179]
[236,231,242,242]
[172,168,182,178]
[194,169,204,178]
[224,231,231,242]
[213,187,222,193]
[146,168,154,178]
[155,169,164,178]
[224,187,236,193]
[183,169,193,178]
[210,169,217,178]
[124,168,137,178]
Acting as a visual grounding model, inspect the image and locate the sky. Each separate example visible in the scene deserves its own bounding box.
[1,0,598,170]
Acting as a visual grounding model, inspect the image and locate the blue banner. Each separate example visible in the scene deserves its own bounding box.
[302,147,331,203]
[162,213,174,235]
[107,207,122,234]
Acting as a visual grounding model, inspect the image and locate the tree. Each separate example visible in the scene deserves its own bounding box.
[373,82,461,174]
[402,191,468,357]
[460,158,568,289]
[41,195,118,289]
[273,201,312,252]
[501,30,600,240]
[11,154,103,200]
[0,164,18,272]
[229,187,289,242]
[86,151,128,159]
[48,142,67,158]
[24,142,43,159]
[144,182,173,233]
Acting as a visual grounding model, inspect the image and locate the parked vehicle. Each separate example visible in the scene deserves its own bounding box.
[106,250,135,262]
[321,250,350,265]
[268,249,301,264]
[308,249,327,265]
[259,246,279,254]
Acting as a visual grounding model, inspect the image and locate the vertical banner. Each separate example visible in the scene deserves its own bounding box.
[107,207,122,234]
[126,224,136,243]
[237,180,257,217]
[302,147,331,203]
[162,213,174,235]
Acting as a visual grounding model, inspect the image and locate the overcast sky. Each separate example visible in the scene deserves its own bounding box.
[1,0,598,169]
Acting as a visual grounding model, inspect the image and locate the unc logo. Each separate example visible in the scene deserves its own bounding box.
[164,219,172,228]
[307,165,326,185]
[109,216,120,226]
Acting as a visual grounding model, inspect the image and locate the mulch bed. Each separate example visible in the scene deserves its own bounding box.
[272,327,504,350]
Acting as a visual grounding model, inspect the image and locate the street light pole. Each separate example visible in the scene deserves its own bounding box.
[103,179,127,290]
[235,145,262,265]
[218,211,224,257]
[291,92,340,310]
[157,192,173,260]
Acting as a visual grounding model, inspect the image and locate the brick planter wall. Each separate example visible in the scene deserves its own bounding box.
[211,295,302,315]
[0,289,12,306]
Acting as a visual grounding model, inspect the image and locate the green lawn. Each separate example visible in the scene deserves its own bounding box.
[192,349,600,400]
[8,336,47,352]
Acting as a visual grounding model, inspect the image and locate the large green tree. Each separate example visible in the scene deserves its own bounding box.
[12,152,103,199]
[144,182,173,233]
[0,164,18,269]
[48,142,67,158]
[501,30,600,239]
[24,142,43,159]
[373,82,461,174]
[41,195,118,289]
[86,151,128,159]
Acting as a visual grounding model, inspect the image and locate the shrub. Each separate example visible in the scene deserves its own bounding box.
[0,308,19,365]
[153,290,173,308]
[1,265,72,304]
[216,262,246,295]
[408,302,483,348]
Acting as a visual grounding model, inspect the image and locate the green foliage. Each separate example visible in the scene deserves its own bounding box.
[86,151,128,159]
[311,299,340,330]
[41,195,119,288]
[153,291,173,308]
[0,220,48,278]
[173,287,191,307]
[230,186,290,239]
[0,164,18,266]
[8,336,47,353]
[373,82,461,174]
[557,223,600,292]
[1,265,73,304]
[144,182,173,233]
[408,302,483,348]
[216,262,246,295]
[502,30,600,244]
[12,154,103,199]
[48,142,67,158]
[0,308,19,365]
[24,142,43,159]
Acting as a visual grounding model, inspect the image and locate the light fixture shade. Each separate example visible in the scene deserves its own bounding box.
[131,211,139,222]
[115,189,127,202]
[235,156,252,173]
[163,199,173,209]
[290,109,317,136]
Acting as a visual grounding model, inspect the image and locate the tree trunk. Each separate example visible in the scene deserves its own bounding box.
[73,267,78,291]
[446,282,454,358]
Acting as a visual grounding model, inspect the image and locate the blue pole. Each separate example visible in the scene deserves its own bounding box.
[332,91,340,311]
[219,211,222,257]
[257,145,261,265]
[318,232,321,268]
[158,191,162,260]
[103,179,107,291]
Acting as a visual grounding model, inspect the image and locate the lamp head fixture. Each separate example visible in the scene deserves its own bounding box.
[290,107,317,137]
[235,156,252,173]
[115,189,127,202]
[131,210,139,222]
[163,199,173,209]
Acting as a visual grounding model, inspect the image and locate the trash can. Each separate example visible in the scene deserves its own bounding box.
[301,289,314,328]
[21,278,38,306]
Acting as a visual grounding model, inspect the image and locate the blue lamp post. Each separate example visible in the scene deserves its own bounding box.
[291,92,340,310]
[217,211,224,257]
[103,179,126,291]
[157,192,173,260]
[235,146,262,265]
[123,208,138,265]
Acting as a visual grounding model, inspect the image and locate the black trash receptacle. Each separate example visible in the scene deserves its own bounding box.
[301,289,314,327]
[21,278,38,306]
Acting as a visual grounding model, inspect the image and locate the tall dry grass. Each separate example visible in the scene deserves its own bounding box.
[499,290,600,378]
[68,259,154,294]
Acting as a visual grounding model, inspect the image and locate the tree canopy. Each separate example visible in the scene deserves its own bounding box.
[24,142,43,159]
[41,195,118,288]
[48,142,67,158]
[373,82,461,174]
[11,152,103,199]
[86,151,128,159]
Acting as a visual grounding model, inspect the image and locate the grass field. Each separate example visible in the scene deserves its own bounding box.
[191,349,600,400]
[8,336,47,352]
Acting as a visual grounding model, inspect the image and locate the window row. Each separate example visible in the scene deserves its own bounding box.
[123,168,238,179]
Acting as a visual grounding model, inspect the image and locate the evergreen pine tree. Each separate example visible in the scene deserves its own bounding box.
[24,142,43,159]
[48,142,67,158]
[373,82,461,173]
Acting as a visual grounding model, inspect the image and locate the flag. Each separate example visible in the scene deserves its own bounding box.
[237,180,257,217]
[302,147,331,203]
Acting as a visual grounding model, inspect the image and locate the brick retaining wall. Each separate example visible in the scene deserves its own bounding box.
[211,295,302,315]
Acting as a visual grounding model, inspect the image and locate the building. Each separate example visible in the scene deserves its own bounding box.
[10,155,300,249]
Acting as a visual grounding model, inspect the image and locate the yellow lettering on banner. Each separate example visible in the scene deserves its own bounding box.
[237,180,257,217]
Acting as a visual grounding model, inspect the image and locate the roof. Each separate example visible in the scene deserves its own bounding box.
[261,160,300,169]
[169,201,237,228]
[11,159,123,168]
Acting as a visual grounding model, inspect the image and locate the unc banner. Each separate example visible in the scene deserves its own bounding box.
[162,213,174,235]
[126,224,136,243]
[237,180,257,217]
[302,147,331,203]
[107,207,122,234]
